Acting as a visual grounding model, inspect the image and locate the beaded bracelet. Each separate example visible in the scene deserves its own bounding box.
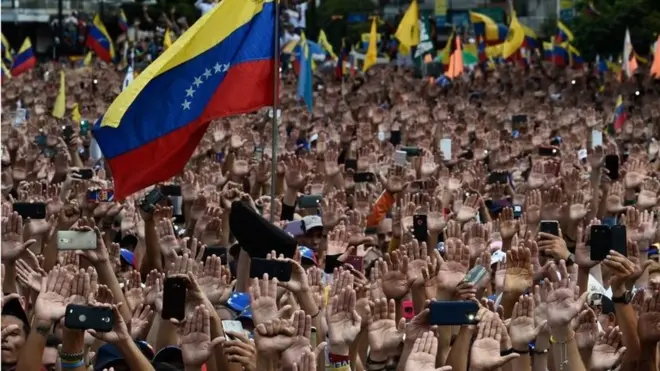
[61,359,85,369]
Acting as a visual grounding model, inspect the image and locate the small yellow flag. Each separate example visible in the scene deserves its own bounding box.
[363,17,378,72]
[52,71,66,119]
[71,103,81,123]
[395,0,420,48]
[163,29,173,50]
[83,51,92,66]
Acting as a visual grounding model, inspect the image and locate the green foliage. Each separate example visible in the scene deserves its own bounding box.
[570,0,660,61]
[316,0,376,49]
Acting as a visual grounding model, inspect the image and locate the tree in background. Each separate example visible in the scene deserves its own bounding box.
[315,0,376,52]
[570,0,660,61]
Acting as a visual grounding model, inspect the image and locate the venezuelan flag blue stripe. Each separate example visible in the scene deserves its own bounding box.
[93,0,275,198]
[95,2,274,160]
[87,26,113,61]
[12,48,34,67]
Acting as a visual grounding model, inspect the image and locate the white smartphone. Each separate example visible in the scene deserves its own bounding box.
[440,138,452,161]
[222,320,244,340]
[394,150,407,165]
[577,149,587,161]
[57,231,97,250]
[591,130,603,149]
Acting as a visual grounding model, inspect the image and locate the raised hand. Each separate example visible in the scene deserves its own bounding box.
[222,331,257,371]
[281,310,316,368]
[254,318,296,355]
[2,212,36,262]
[129,304,155,341]
[405,331,452,371]
[591,326,627,371]
[470,314,519,370]
[277,258,309,294]
[575,308,599,351]
[436,239,469,295]
[575,220,600,269]
[34,266,71,323]
[545,261,587,328]
[197,256,232,305]
[327,288,362,355]
[88,303,132,344]
[638,289,660,343]
[368,298,405,354]
[508,295,546,350]
[177,305,223,367]
[73,218,109,264]
[378,251,410,300]
[249,274,287,326]
[504,246,533,295]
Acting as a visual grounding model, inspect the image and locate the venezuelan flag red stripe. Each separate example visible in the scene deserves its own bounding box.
[93,0,276,198]
[11,48,35,76]
[86,26,114,62]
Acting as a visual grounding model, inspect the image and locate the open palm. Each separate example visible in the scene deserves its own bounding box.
[470,338,506,369]
[405,351,436,371]
[328,310,360,345]
[368,318,403,352]
[437,263,466,292]
[546,288,581,327]
[382,270,409,299]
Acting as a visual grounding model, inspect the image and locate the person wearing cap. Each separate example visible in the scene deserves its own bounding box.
[299,215,324,251]
[1,297,30,369]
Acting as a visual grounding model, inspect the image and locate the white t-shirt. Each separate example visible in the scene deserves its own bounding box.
[195,0,216,16]
[285,2,308,28]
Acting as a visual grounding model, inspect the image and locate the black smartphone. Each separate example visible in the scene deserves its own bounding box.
[344,159,357,171]
[604,154,620,180]
[429,301,479,326]
[487,172,509,184]
[162,277,187,321]
[390,130,402,146]
[298,195,322,209]
[611,225,627,257]
[540,220,559,236]
[413,214,428,242]
[401,146,422,157]
[202,246,228,265]
[75,168,94,180]
[511,114,528,127]
[140,188,165,213]
[61,125,75,142]
[512,205,523,219]
[64,304,113,332]
[538,147,559,157]
[354,172,375,183]
[160,184,182,197]
[13,202,47,219]
[589,225,611,261]
[249,258,292,282]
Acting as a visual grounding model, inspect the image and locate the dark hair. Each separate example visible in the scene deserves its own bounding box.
[45,334,61,348]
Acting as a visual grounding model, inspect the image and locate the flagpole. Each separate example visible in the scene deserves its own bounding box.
[270,0,280,223]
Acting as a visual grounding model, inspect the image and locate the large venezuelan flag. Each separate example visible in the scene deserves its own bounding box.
[86,14,116,63]
[11,38,36,76]
[470,12,508,46]
[93,0,276,199]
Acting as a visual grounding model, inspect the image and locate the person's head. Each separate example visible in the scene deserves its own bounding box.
[42,335,61,371]
[589,293,616,329]
[299,215,323,250]
[1,298,30,365]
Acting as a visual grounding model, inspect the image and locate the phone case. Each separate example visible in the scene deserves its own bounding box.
[162,277,187,321]
[465,266,487,285]
[413,215,428,242]
[429,301,479,325]
[589,225,610,261]
[249,258,292,282]
[64,304,113,332]
[611,225,627,257]
[540,220,559,236]
[12,203,47,220]
[345,256,364,272]
[57,231,97,250]
[298,196,322,209]
[222,320,244,340]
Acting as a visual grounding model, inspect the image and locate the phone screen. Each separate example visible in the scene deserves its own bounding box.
[589,225,610,261]
[591,130,603,148]
[440,139,452,161]
[298,195,322,209]
[538,147,559,157]
[162,277,187,321]
[429,301,479,325]
[249,258,292,282]
[540,220,559,236]
[354,172,375,183]
[413,215,428,242]
[604,155,619,180]
[13,202,47,219]
[611,225,627,257]
[393,150,407,165]
[345,256,364,272]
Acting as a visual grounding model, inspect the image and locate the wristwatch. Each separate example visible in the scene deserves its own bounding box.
[565,253,576,266]
[612,290,633,304]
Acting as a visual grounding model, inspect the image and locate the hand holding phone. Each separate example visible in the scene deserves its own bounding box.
[64,304,113,332]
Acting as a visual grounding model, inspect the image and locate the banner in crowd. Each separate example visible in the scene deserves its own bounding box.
[559,0,575,21]
[435,0,447,25]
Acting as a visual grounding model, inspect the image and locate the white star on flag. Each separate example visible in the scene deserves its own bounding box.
[214,63,223,73]
[193,76,203,87]
[222,63,230,72]
[185,87,195,97]
[182,100,191,110]
[203,68,212,79]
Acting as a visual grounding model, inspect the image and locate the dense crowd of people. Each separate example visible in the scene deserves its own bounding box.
[3,3,660,370]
